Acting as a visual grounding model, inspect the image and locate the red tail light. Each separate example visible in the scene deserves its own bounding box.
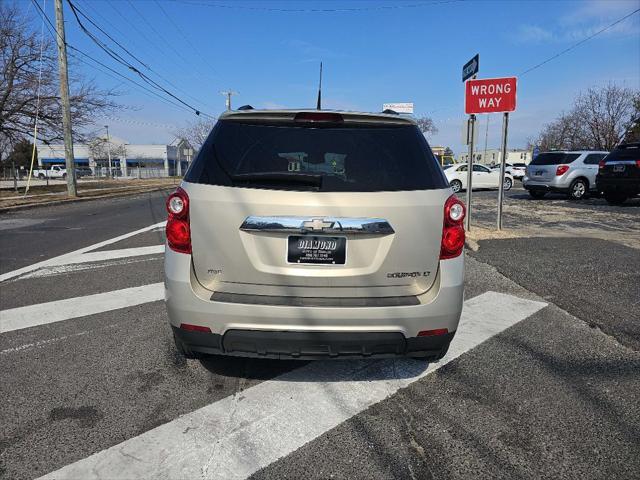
[599,159,606,170]
[556,165,570,176]
[636,160,640,168]
[418,328,449,337]
[440,195,466,260]
[179,323,211,333]
[294,112,344,123]
[166,187,191,254]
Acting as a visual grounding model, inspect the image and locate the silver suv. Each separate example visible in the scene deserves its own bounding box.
[523,151,608,199]
[164,109,465,361]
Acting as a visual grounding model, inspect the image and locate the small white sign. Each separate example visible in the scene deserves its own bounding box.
[383,102,414,114]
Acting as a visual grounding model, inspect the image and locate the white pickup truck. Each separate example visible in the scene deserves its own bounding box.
[33,165,67,179]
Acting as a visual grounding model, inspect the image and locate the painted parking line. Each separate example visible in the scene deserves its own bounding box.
[39,291,547,480]
[0,221,166,283]
[0,283,164,334]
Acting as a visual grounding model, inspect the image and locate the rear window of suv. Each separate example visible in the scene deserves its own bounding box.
[184,120,448,192]
[530,153,581,165]
[604,145,639,161]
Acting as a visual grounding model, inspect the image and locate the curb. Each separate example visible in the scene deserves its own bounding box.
[0,185,175,214]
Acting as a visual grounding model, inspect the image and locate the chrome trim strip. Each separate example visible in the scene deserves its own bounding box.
[239,216,395,234]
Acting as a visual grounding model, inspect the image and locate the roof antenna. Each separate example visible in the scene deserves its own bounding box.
[316,61,323,110]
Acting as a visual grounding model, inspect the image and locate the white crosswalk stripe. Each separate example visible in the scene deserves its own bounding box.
[38,291,547,480]
[0,221,166,283]
[0,283,164,333]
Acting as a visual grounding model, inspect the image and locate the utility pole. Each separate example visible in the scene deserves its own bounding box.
[220,90,238,110]
[54,0,77,196]
[104,125,112,178]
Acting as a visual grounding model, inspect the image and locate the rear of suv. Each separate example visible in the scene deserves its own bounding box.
[596,142,640,205]
[164,110,465,361]
[523,151,608,199]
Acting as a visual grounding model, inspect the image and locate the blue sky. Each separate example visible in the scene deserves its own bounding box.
[26,0,640,154]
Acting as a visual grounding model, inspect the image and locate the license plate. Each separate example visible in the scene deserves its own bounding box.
[287,236,346,265]
[535,170,544,176]
[613,164,625,172]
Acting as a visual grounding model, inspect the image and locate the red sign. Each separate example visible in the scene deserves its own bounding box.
[465,77,517,114]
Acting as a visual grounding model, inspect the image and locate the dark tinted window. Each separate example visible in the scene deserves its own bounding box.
[530,153,581,165]
[584,153,606,165]
[185,121,448,192]
[604,145,639,161]
[472,164,490,173]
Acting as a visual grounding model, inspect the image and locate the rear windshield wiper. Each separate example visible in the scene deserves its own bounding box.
[231,172,323,188]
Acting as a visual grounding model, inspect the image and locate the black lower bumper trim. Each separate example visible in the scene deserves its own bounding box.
[172,327,454,360]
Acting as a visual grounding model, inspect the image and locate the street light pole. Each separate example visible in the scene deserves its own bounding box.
[104,125,112,179]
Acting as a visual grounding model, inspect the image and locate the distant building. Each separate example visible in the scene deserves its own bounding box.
[457,148,532,166]
[431,145,455,165]
[37,138,192,177]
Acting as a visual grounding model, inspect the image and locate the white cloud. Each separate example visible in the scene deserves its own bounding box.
[515,24,555,43]
[515,0,639,44]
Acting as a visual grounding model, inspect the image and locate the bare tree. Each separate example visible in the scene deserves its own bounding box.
[415,116,437,136]
[535,84,639,151]
[173,118,217,152]
[87,136,125,160]
[0,3,118,155]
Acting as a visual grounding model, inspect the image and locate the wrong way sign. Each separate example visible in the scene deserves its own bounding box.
[465,77,517,114]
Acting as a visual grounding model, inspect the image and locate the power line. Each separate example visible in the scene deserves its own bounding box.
[64,0,214,118]
[169,0,465,13]
[72,0,217,110]
[520,7,640,76]
[153,0,221,82]
[29,0,200,115]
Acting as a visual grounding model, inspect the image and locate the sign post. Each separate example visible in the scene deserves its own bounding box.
[462,54,479,231]
[465,114,475,231]
[497,112,509,230]
[464,76,517,231]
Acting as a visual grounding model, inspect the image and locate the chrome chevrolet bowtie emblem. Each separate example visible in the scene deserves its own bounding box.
[302,218,334,232]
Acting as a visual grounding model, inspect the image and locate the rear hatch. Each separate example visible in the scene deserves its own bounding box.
[182,111,451,299]
[598,144,640,180]
[527,152,581,181]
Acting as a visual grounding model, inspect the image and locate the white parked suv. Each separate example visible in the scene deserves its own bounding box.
[164,109,466,360]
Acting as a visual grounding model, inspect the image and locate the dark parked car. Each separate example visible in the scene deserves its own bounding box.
[596,143,640,205]
[75,166,93,178]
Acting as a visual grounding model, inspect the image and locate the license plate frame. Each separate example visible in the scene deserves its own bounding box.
[613,164,625,172]
[287,235,347,265]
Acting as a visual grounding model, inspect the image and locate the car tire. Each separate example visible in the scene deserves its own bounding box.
[529,190,546,199]
[503,178,513,191]
[173,332,201,360]
[62,173,67,180]
[450,180,462,193]
[38,173,45,180]
[569,178,588,200]
[604,192,627,205]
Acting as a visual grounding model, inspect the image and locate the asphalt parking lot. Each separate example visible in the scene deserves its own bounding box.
[1,188,638,479]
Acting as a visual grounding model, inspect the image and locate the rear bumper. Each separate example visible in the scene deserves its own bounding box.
[173,326,454,359]
[596,177,640,195]
[164,248,464,359]
[523,177,569,192]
